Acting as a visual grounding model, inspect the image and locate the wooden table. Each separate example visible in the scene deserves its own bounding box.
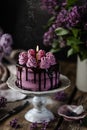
[0,60,87,130]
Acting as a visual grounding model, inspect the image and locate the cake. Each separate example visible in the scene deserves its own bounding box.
[16,49,60,91]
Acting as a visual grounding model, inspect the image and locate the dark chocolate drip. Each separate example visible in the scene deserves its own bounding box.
[34,72,36,83]
[39,72,41,91]
[26,68,28,81]
[44,71,46,88]
[46,69,53,89]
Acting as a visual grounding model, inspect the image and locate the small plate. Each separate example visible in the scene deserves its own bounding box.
[58,105,86,121]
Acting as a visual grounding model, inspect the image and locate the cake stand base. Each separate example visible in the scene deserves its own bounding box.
[25,96,54,123]
[25,108,54,123]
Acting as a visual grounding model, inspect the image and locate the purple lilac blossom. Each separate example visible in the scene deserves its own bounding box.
[41,0,58,14]
[54,91,68,102]
[41,120,48,130]
[42,120,48,128]
[30,122,37,130]
[41,0,67,14]
[43,26,55,46]
[66,6,80,27]
[55,9,68,27]
[10,118,21,129]
[55,7,80,28]
[43,7,80,46]
[0,34,13,55]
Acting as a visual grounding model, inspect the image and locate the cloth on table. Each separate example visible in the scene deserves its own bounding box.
[0,62,26,102]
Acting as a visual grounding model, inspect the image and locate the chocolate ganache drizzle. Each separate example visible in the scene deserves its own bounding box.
[16,64,59,91]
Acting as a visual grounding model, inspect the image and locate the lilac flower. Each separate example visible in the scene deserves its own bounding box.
[43,27,55,46]
[55,9,68,27]
[0,33,13,55]
[41,120,48,130]
[66,6,80,27]
[30,122,37,130]
[0,34,13,46]
[54,91,68,102]
[41,0,58,14]
[41,0,67,14]
[10,118,21,129]
[42,120,48,128]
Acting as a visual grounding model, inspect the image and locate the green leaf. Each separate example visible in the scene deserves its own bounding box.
[67,37,83,46]
[67,0,78,7]
[55,27,69,36]
[51,39,60,48]
[67,48,74,57]
[79,48,87,60]
[71,28,80,38]
[67,46,79,57]
[47,16,55,27]
[55,5,59,11]
[50,48,60,53]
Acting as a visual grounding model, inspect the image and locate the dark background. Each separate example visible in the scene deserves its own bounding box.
[0,0,76,61]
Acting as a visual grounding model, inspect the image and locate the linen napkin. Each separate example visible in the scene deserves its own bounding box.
[0,63,26,102]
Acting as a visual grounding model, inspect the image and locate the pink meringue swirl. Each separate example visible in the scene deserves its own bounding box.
[40,56,50,69]
[26,56,37,68]
[28,49,36,58]
[37,50,46,60]
[19,52,28,65]
[46,52,56,65]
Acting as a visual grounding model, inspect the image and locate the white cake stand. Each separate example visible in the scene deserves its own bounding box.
[7,74,70,123]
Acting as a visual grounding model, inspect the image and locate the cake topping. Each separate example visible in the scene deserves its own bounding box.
[26,56,37,68]
[46,52,56,65]
[37,50,46,60]
[40,56,50,69]
[18,49,56,68]
[19,52,28,65]
[28,49,36,58]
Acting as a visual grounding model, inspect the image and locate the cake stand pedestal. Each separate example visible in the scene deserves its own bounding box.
[7,74,70,123]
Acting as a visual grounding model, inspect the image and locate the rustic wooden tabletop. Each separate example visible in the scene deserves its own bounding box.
[0,55,87,130]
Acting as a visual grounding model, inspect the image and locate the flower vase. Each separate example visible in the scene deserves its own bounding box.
[76,56,87,92]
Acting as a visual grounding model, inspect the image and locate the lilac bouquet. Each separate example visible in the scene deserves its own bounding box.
[41,0,87,60]
[0,28,13,62]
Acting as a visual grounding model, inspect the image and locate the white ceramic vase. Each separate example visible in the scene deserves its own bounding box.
[76,56,87,92]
